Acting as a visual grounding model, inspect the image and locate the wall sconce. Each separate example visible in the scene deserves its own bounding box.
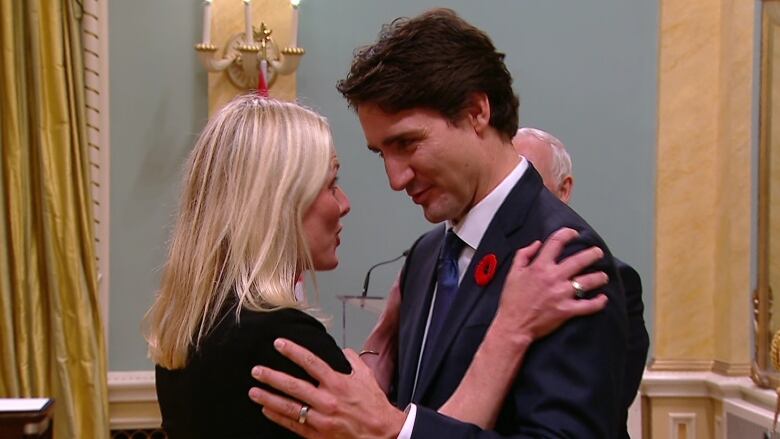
[194,0,304,91]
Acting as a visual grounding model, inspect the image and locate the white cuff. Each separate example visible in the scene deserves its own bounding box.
[396,403,417,439]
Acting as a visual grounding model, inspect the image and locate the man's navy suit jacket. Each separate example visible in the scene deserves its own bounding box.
[617,258,650,435]
[395,165,629,438]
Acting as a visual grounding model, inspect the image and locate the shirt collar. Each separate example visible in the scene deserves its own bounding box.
[449,157,528,250]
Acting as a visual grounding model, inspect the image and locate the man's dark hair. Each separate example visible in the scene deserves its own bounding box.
[336,8,519,141]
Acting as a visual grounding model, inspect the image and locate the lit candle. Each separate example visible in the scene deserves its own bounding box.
[290,0,301,48]
[202,0,213,44]
[243,0,252,44]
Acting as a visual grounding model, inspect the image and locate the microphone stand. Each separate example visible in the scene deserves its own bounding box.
[361,250,410,298]
[337,249,408,347]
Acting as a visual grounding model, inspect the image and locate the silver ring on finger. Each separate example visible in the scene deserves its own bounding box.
[297,404,310,425]
[571,280,586,299]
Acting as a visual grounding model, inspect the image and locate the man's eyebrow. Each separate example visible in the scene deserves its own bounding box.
[385,129,425,145]
[368,129,426,151]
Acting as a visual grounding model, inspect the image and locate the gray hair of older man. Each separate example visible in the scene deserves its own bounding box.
[515,128,572,186]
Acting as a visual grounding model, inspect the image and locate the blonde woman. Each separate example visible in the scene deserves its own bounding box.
[145,95,608,439]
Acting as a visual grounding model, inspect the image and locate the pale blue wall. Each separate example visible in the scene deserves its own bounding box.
[109,0,658,370]
[109,0,209,370]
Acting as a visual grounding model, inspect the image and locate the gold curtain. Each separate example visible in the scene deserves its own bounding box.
[0,0,109,438]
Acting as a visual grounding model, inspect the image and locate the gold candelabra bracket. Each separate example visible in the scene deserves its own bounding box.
[256,22,273,48]
[196,22,304,91]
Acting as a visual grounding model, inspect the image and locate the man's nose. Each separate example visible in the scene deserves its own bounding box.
[384,156,414,192]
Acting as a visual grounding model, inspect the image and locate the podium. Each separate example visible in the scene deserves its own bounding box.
[0,399,54,438]
[336,295,387,347]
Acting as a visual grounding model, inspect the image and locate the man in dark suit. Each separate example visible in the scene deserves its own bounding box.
[513,127,650,436]
[249,8,629,438]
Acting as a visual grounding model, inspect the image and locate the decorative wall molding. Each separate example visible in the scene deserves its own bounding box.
[107,369,778,435]
[643,370,777,438]
[712,361,751,377]
[714,413,722,439]
[668,412,696,439]
[722,396,776,432]
[649,359,752,377]
[642,370,776,408]
[107,371,160,430]
[80,0,111,343]
[649,359,717,372]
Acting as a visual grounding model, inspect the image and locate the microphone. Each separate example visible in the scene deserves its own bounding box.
[337,250,410,345]
[361,249,410,298]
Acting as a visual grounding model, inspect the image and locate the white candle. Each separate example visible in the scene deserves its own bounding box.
[290,0,301,48]
[202,0,212,44]
[243,0,252,44]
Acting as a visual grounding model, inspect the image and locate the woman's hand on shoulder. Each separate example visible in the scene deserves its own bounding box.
[494,227,609,347]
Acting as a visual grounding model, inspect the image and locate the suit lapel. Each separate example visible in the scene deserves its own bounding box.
[412,166,545,402]
[396,225,445,407]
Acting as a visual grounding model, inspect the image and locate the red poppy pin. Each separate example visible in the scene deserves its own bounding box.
[474,253,498,286]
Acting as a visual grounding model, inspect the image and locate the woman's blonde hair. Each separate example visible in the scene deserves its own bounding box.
[144,96,334,369]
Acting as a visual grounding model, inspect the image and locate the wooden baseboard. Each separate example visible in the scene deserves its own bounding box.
[108,371,160,430]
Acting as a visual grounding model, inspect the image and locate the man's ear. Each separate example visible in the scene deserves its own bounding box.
[464,92,491,135]
[558,176,574,204]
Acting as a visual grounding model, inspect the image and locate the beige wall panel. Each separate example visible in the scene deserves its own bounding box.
[711,0,753,366]
[655,0,753,368]
[770,22,780,336]
[655,0,720,361]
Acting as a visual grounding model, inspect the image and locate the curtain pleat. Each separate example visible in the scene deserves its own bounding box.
[0,0,109,437]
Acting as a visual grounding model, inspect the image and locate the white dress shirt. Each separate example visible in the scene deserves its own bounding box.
[397,158,528,438]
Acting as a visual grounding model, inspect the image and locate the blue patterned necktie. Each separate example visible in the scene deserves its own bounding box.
[420,229,466,375]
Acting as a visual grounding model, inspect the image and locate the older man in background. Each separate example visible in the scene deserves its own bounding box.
[513,127,650,437]
[511,128,573,203]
